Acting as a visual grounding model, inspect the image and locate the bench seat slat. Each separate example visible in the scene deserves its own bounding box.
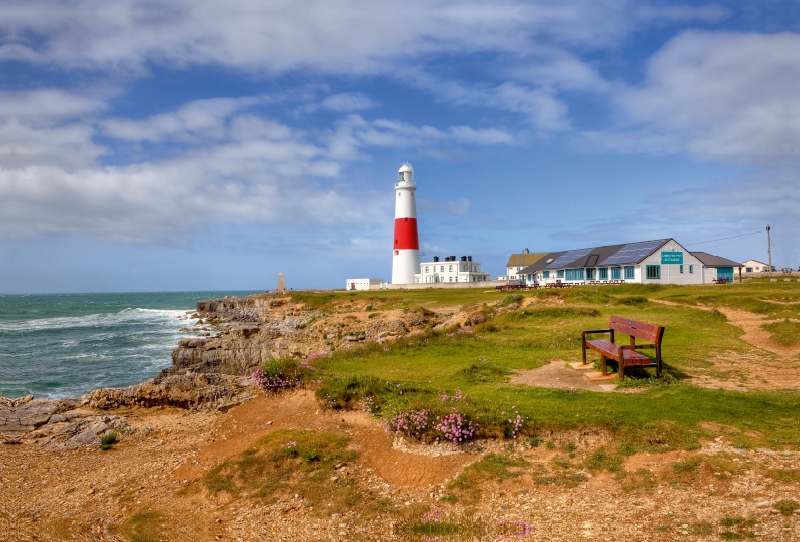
[585,340,650,362]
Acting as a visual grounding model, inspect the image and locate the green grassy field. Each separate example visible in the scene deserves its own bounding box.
[285,280,800,450]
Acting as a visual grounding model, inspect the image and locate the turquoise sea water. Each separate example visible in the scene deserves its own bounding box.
[0,291,260,399]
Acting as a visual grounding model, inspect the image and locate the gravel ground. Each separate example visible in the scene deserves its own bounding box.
[2,391,798,542]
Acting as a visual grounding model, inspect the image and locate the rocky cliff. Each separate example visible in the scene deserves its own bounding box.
[167,292,446,377]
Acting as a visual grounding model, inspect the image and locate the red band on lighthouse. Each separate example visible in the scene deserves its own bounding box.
[393,217,419,250]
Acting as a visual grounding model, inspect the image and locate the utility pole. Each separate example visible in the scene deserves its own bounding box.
[767,225,772,279]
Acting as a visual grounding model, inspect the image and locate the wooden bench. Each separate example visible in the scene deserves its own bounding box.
[581,316,665,380]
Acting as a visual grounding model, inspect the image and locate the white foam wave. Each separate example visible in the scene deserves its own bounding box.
[0,308,194,332]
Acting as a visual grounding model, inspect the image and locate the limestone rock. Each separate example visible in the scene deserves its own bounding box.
[82,373,253,411]
[42,415,134,450]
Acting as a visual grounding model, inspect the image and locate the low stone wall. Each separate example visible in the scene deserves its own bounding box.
[387,280,508,290]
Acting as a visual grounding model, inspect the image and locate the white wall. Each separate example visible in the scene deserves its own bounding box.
[638,241,704,285]
[345,278,382,290]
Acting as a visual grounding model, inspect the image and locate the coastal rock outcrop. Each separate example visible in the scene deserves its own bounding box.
[81,372,254,411]
[168,293,443,377]
[41,415,134,450]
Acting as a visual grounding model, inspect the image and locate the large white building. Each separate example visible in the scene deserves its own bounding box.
[415,255,491,284]
[519,239,742,286]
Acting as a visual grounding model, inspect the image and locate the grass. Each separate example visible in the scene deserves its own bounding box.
[203,429,358,514]
[270,282,800,458]
[111,511,166,542]
[100,431,118,451]
[447,454,529,503]
[304,282,800,450]
[761,319,800,346]
[775,500,799,516]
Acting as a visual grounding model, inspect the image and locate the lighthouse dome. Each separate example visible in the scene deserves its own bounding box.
[397,162,414,185]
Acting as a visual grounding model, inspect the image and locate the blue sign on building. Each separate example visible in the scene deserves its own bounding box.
[661,251,683,265]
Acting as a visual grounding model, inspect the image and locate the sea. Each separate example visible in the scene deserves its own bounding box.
[0,291,260,399]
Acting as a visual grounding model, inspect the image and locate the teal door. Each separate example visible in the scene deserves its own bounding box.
[717,267,734,282]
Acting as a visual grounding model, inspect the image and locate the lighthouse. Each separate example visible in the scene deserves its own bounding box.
[391,163,420,284]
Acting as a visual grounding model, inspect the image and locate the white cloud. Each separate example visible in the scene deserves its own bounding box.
[322,93,377,112]
[0,89,107,122]
[331,115,515,154]
[102,97,261,142]
[0,92,515,243]
[601,31,800,165]
[399,69,573,131]
[0,0,726,74]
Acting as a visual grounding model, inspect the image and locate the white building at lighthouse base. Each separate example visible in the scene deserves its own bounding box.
[414,256,491,284]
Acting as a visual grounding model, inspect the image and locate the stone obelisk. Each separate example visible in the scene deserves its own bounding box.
[276,272,286,293]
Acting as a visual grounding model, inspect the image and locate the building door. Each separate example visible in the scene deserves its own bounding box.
[350,283,356,290]
[717,267,734,282]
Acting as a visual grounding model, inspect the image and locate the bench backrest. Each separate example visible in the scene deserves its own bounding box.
[609,315,664,344]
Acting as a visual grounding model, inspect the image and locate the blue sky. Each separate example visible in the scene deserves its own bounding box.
[2,0,799,293]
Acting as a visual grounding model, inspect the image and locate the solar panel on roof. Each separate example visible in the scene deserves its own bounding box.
[600,240,666,266]
[545,248,594,269]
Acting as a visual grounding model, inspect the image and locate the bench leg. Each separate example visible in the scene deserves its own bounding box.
[618,362,624,382]
[600,355,606,376]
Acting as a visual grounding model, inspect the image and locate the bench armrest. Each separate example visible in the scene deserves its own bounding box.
[631,343,657,350]
[581,328,612,336]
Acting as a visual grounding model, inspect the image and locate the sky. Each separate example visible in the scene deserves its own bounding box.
[2,0,799,293]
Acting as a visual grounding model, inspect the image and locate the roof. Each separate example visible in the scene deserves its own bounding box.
[518,239,672,275]
[506,252,548,268]
[691,252,743,267]
[519,251,567,274]
[742,259,768,266]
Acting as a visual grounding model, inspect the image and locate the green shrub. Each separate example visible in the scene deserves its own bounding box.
[775,500,799,516]
[100,432,118,451]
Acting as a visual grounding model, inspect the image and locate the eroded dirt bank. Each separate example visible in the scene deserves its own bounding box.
[2,390,799,542]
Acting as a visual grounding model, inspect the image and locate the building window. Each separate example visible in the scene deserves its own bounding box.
[556,270,565,278]
[598,268,608,280]
[646,265,661,279]
[425,266,429,272]
[611,267,621,280]
[586,268,596,280]
[440,266,444,272]
[689,265,694,273]
[624,266,635,280]
[679,265,684,274]
[565,268,584,281]
[449,265,453,272]
[543,271,550,279]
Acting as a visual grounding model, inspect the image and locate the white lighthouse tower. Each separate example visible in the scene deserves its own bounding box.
[391,163,420,284]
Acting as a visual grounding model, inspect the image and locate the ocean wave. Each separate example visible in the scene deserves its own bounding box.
[0,308,193,332]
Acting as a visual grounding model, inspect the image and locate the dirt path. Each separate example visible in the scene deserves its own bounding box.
[510,360,618,392]
[652,300,800,390]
